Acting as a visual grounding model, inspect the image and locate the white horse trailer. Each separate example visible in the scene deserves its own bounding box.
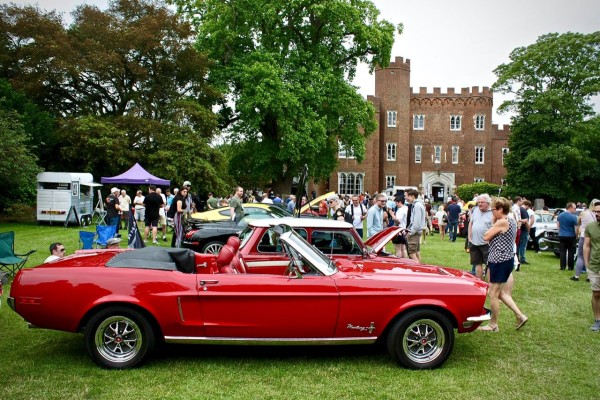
[36,172,99,225]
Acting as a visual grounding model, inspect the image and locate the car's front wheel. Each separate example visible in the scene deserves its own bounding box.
[387,309,454,369]
[84,307,155,369]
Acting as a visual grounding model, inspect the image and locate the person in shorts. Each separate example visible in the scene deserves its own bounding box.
[143,185,164,245]
[583,202,600,331]
[134,190,145,229]
[478,197,528,332]
[469,194,493,279]
[405,190,426,263]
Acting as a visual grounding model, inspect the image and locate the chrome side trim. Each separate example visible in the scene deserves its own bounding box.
[245,261,288,267]
[164,336,377,346]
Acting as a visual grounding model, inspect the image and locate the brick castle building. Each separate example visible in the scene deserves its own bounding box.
[312,56,510,202]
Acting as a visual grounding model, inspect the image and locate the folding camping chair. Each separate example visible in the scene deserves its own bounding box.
[79,231,96,250]
[94,225,117,248]
[0,231,36,277]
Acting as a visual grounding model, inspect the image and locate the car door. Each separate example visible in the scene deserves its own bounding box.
[242,228,307,274]
[199,273,339,339]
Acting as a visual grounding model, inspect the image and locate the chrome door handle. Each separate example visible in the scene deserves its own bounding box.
[200,279,219,291]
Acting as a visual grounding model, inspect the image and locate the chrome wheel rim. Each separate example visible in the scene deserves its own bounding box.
[95,315,143,364]
[204,243,223,254]
[402,318,445,364]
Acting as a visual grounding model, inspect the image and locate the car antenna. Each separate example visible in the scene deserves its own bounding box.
[294,164,308,218]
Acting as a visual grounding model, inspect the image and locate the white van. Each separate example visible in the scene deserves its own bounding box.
[37,172,100,225]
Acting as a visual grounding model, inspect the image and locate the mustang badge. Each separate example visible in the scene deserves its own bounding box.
[347,322,376,334]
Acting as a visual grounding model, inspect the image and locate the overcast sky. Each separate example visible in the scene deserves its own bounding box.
[7,0,600,125]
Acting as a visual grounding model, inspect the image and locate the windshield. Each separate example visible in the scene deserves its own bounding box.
[279,230,337,276]
[238,226,254,249]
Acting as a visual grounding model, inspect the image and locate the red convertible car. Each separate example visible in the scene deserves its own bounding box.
[8,224,489,370]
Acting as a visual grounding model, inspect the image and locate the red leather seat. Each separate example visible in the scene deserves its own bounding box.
[230,254,246,274]
[227,236,241,252]
[216,245,235,273]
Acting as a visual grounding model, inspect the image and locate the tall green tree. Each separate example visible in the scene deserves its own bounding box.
[0,108,42,210]
[1,0,230,194]
[493,32,600,203]
[173,0,401,192]
[0,79,55,168]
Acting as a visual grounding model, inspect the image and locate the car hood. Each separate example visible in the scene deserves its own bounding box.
[364,226,405,253]
[300,192,335,214]
[335,258,487,287]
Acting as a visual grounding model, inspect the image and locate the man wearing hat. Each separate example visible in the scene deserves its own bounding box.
[105,187,121,230]
[106,237,121,249]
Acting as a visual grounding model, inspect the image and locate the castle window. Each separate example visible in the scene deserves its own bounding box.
[387,111,397,127]
[415,145,422,163]
[338,172,364,195]
[450,115,461,131]
[434,146,442,163]
[475,114,485,130]
[338,140,355,159]
[474,177,485,183]
[386,143,397,161]
[386,175,396,189]
[452,146,459,164]
[475,146,485,164]
[413,114,425,130]
[502,147,509,165]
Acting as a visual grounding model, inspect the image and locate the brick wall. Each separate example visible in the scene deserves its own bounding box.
[329,55,510,199]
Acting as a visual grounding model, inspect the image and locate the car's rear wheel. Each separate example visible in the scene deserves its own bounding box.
[387,309,454,369]
[85,307,155,369]
[202,241,224,254]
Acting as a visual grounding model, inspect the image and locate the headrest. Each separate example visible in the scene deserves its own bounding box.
[226,236,241,252]
[216,245,234,267]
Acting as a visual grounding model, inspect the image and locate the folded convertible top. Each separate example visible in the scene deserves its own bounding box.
[106,247,196,273]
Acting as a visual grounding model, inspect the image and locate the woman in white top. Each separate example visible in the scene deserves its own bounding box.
[435,205,447,241]
[572,198,600,281]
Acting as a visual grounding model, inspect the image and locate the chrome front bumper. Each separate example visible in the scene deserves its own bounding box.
[463,308,492,328]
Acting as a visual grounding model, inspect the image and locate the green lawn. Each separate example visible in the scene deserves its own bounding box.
[1,223,598,400]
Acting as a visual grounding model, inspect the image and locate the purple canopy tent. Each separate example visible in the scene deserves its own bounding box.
[100,163,170,186]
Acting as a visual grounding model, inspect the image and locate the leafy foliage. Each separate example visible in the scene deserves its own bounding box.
[493,32,600,203]
[0,0,229,194]
[0,79,56,169]
[173,0,401,192]
[456,182,502,203]
[0,109,42,210]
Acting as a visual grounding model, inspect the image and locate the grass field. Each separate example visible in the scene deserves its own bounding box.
[1,223,598,400]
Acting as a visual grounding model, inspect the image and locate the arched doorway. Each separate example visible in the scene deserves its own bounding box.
[431,184,445,202]
[422,172,455,203]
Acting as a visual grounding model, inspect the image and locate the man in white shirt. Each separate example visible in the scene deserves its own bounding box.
[345,195,367,238]
[156,187,168,242]
[261,193,273,204]
[393,197,408,258]
[44,242,65,263]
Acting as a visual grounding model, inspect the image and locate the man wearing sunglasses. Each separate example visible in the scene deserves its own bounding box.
[44,243,65,263]
[583,202,600,332]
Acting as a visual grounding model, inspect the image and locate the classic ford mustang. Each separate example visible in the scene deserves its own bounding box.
[8,224,489,370]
